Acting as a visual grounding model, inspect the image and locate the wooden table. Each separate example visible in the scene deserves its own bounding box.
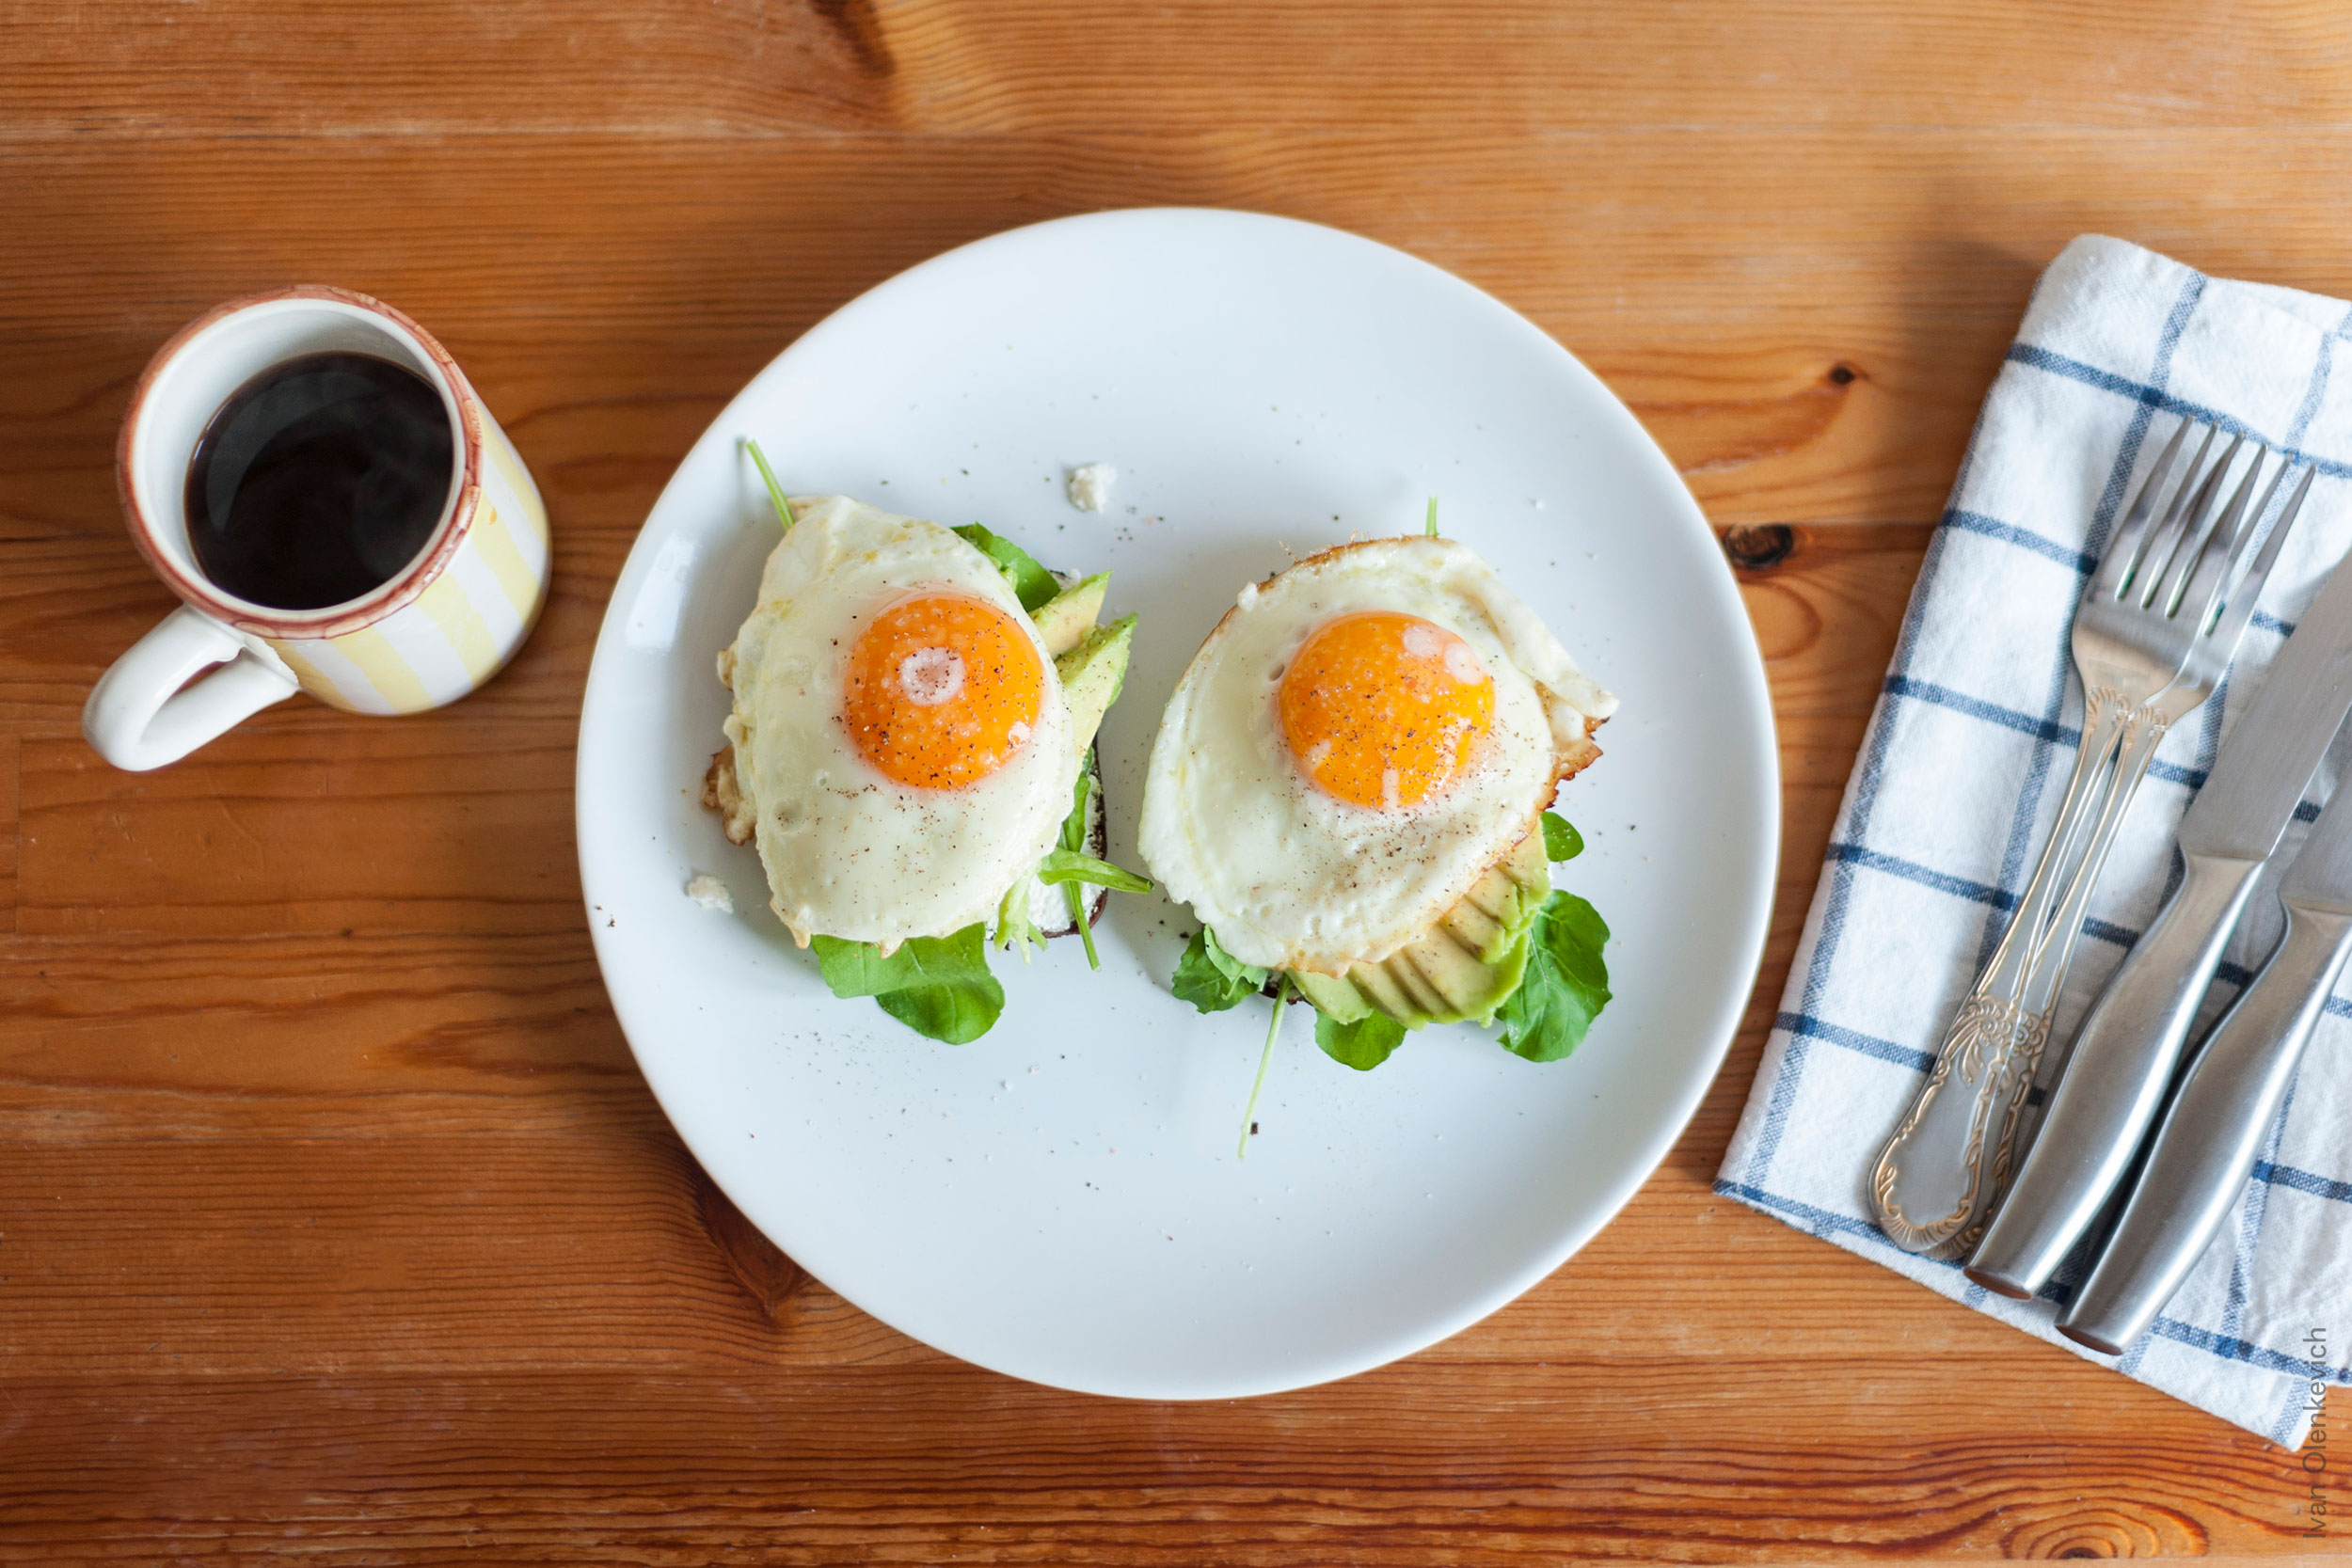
[5,2,2342,1560]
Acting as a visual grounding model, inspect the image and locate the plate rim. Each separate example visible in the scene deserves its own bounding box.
[576,205,1781,1399]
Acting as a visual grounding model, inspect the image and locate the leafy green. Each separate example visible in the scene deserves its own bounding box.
[1315,1008,1407,1071]
[1058,767,1100,969]
[1036,847,1152,894]
[1495,891,1611,1063]
[1238,975,1293,1160]
[1425,495,1439,538]
[743,438,796,530]
[993,878,1042,961]
[1172,927,1270,1013]
[993,764,1147,972]
[1540,811,1584,862]
[952,523,1059,612]
[810,925,1004,1045]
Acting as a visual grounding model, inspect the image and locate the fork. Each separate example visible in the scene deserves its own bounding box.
[1995,452,2309,1181]
[1870,420,2296,1256]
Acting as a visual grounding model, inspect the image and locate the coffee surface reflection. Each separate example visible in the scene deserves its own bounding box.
[184,351,453,610]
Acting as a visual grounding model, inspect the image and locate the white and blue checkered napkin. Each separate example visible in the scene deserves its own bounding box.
[1718,235,2352,1448]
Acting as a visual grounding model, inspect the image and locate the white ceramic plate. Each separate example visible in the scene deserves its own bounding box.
[578,209,1776,1399]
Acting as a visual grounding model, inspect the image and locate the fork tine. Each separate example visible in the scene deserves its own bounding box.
[2125,426,2224,605]
[2139,432,2242,610]
[2093,419,2195,598]
[2111,422,2210,602]
[2170,444,2270,621]
[2204,465,2315,645]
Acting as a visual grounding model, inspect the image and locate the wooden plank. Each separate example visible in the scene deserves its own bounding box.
[0,0,898,137]
[0,128,2017,529]
[0,731,14,932]
[0,1063,2179,1377]
[882,0,2352,137]
[0,1366,2296,1562]
[14,721,580,938]
[16,130,2352,540]
[8,0,2352,139]
[0,931,624,1101]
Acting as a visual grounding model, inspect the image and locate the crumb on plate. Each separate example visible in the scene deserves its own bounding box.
[1066,462,1115,513]
[685,873,735,913]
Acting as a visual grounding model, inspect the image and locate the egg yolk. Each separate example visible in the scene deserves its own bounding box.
[843,593,1044,790]
[1278,611,1493,810]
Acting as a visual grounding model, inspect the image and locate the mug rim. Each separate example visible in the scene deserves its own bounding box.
[116,284,487,641]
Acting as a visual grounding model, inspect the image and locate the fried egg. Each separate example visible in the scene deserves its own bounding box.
[1137,535,1615,974]
[719,496,1078,945]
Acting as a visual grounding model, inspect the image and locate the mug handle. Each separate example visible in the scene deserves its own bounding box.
[83,605,299,771]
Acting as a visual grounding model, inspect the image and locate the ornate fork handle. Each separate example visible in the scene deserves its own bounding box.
[1979,705,2177,1229]
[1869,689,2161,1255]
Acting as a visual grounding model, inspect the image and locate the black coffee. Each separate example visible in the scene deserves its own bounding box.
[184,351,453,610]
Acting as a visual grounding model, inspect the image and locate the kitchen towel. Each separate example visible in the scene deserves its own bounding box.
[1719,234,2352,1448]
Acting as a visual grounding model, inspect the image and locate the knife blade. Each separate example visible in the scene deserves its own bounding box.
[2181,607,2352,862]
[2058,770,2352,1354]
[1967,544,2352,1299]
[2281,763,2352,905]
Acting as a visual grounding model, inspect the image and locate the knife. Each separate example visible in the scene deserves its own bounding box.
[1966,545,2352,1300]
[2056,759,2352,1354]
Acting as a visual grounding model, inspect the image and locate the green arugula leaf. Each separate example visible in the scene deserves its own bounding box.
[1059,767,1093,856]
[1036,847,1152,894]
[1495,891,1611,1063]
[743,437,796,530]
[988,764,1145,974]
[1540,811,1584,862]
[1238,974,1293,1160]
[810,924,1004,1045]
[951,523,1059,612]
[993,878,1042,961]
[1314,1007,1407,1071]
[1171,927,1270,1013]
[1059,767,1100,970]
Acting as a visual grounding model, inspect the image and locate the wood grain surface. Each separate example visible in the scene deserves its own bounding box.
[2,1,2344,1560]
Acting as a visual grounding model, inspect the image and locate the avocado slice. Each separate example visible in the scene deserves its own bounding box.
[1288,968,1373,1023]
[1438,896,1508,966]
[1345,960,1423,1026]
[1031,572,1109,657]
[1447,832,1549,963]
[1291,829,1550,1029]
[1391,924,1532,1025]
[1457,831,1549,927]
[1054,612,1135,757]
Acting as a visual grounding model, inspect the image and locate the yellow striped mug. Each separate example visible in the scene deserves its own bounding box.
[87,286,550,770]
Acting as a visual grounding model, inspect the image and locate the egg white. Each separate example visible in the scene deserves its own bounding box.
[1137,535,1616,974]
[721,496,1078,945]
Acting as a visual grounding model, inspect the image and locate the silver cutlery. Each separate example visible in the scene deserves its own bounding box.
[1968,466,2346,1301]
[2058,733,2351,1354]
[2000,461,2319,1174]
[1872,423,2290,1256]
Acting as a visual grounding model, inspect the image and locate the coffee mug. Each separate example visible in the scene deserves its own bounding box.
[85,286,550,770]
